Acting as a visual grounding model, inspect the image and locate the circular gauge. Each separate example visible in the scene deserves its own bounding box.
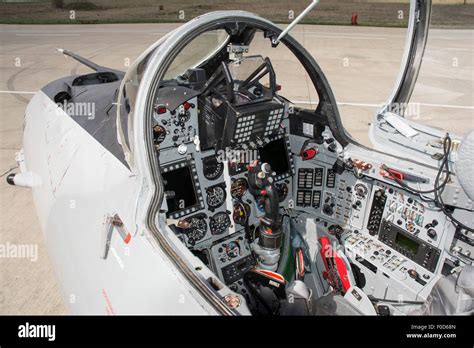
[354,183,368,198]
[203,155,224,181]
[178,110,191,124]
[276,182,288,202]
[328,224,344,237]
[209,212,231,235]
[231,178,248,199]
[233,202,250,226]
[153,125,166,144]
[206,185,226,210]
[225,240,241,259]
[184,215,207,244]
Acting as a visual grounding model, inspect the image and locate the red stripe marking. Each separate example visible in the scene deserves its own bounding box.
[124,232,131,244]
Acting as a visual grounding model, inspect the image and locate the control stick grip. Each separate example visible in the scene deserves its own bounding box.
[248,162,282,249]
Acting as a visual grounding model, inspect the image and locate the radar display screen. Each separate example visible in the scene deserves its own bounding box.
[162,165,198,215]
[258,138,290,176]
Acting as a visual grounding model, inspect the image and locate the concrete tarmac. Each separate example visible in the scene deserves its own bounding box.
[0,23,472,314]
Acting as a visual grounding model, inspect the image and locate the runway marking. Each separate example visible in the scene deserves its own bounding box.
[4,29,172,35]
[293,100,474,110]
[303,34,386,40]
[15,33,81,37]
[0,90,36,95]
[0,91,471,110]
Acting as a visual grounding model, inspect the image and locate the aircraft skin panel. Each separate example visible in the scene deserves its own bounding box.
[21,91,214,314]
[40,76,129,169]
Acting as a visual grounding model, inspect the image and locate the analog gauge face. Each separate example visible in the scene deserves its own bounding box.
[178,110,191,124]
[203,155,224,181]
[225,240,241,259]
[328,224,344,237]
[276,182,289,202]
[153,125,166,145]
[230,178,248,199]
[206,185,226,210]
[354,183,368,198]
[184,215,207,244]
[233,202,250,226]
[209,212,231,235]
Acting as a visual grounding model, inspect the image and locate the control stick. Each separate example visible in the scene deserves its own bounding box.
[247,161,282,270]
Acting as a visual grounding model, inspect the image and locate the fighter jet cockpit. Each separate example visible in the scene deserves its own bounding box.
[5,0,472,320]
[118,12,474,316]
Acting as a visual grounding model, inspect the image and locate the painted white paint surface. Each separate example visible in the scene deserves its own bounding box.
[22,91,214,314]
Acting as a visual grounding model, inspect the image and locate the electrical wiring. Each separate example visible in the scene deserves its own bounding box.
[433,135,474,232]
[384,134,473,232]
[368,296,424,306]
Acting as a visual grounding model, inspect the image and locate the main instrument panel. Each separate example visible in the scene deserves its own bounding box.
[153,57,472,310]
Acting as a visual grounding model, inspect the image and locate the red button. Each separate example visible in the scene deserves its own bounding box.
[155,105,167,114]
[302,148,318,160]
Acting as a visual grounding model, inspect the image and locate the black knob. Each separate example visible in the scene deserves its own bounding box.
[6,174,15,186]
[408,269,419,279]
[427,228,437,239]
[323,204,333,216]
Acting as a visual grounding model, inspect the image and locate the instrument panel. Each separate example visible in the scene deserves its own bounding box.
[154,58,471,308]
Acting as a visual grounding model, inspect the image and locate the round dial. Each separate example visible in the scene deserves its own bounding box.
[153,125,166,144]
[209,212,231,235]
[230,178,248,199]
[354,183,368,198]
[203,155,224,181]
[225,240,241,259]
[233,202,250,226]
[328,224,344,237]
[276,182,289,202]
[206,185,226,210]
[178,110,191,124]
[184,215,207,244]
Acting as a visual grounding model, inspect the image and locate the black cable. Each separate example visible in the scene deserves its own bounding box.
[369,297,425,305]
[382,134,473,232]
[433,135,474,232]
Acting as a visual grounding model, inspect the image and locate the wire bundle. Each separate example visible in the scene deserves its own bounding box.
[384,134,473,233]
